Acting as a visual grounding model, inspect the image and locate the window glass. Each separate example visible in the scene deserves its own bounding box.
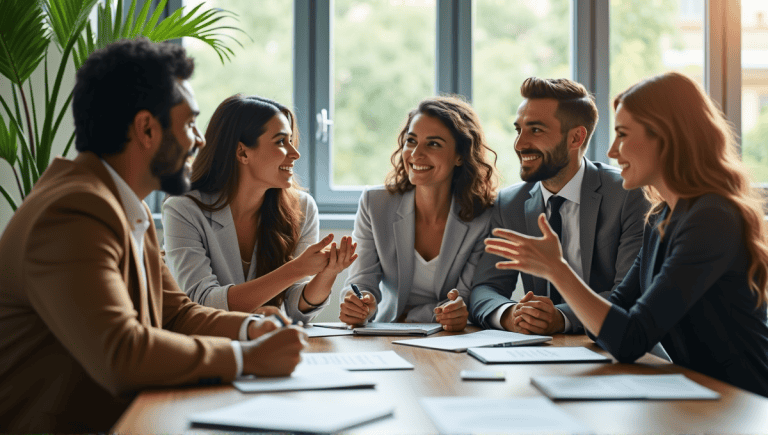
[610,0,704,153]
[183,0,293,133]
[332,0,436,187]
[473,0,571,187]
[741,0,768,184]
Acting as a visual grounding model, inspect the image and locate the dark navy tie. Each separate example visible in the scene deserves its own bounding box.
[547,195,566,305]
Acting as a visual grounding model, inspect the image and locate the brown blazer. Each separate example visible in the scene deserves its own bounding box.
[0,152,252,432]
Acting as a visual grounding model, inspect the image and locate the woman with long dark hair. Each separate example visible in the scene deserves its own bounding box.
[485,72,768,397]
[163,95,356,321]
[339,96,498,331]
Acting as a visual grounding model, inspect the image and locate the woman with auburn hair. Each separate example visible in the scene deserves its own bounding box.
[163,95,357,322]
[485,72,768,396]
[339,95,498,331]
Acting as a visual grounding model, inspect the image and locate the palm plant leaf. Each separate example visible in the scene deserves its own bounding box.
[40,0,100,55]
[0,0,50,85]
[0,115,18,167]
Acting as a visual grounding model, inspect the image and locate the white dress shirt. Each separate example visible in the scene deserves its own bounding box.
[100,159,256,377]
[490,161,586,333]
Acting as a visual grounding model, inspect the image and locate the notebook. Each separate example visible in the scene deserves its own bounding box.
[393,330,551,352]
[311,322,443,336]
[468,346,611,364]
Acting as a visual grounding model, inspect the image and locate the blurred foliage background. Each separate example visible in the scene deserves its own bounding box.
[184,0,768,188]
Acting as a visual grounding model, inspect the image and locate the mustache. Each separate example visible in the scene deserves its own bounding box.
[517,150,543,156]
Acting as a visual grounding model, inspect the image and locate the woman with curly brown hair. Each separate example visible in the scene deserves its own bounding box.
[339,96,498,331]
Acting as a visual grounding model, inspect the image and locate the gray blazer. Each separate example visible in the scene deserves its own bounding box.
[469,159,648,332]
[343,186,493,323]
[161,190,326,323]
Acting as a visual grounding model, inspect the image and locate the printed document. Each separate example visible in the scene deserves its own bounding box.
[233,365,375,393]
[469,346,610,364]
[299,350,414,370]
[420,397,592,434]
[531,374,720,400]
[394,329,551,352]
[190,396,394,433]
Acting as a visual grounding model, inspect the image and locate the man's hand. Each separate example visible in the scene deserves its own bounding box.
[339,290,376,325]
[434,289,468,332]
[242,326,307,377]
[507,291,565,335]
[247,313,293,340]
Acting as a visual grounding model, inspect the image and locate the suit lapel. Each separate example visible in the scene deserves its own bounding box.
[579,159,602,285]
[434,197,468,298]
[77,153,155,325]
[393,190,416,317]
[525,184,548,295]
[142,205,163,327]
[209,199,247,283]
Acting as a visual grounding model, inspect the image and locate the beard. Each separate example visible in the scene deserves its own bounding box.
[149,129,194,196]
[517,134,570,183]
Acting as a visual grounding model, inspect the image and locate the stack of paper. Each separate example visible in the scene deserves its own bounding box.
[531,374,720,400]
[233,365,375,393]
[190,396,394,432]
[468,346,610,364]
[420,397,591,434]
[394,330,551,352]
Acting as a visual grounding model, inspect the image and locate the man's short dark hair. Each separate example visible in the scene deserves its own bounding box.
[520,77,599,150]
[72,38,194,156]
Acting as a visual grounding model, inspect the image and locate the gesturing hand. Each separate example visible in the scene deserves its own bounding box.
[321,236,358,276]
[434,289,468,332]
[339,290,376,325]
[292,234,334,276]
[484,214,566,281]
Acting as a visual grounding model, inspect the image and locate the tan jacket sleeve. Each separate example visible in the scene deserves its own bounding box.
[23,190,243,397]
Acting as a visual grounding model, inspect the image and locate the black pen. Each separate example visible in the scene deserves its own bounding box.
[351,283,364,300]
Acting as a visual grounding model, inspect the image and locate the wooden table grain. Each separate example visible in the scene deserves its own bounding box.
[112,329,768,434]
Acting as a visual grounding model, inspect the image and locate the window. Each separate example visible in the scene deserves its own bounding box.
[473,0,571,186]
[156,0,759,221]
[741,0,768,184]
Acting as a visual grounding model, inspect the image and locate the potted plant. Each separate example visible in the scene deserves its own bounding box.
[0,0,243,211]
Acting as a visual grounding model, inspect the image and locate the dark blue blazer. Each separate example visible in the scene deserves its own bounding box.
[596,194,768,397]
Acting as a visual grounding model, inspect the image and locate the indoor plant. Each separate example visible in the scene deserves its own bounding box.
[0,0,242,210]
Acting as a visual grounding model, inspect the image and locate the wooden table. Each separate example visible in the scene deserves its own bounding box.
[112,329,768,433]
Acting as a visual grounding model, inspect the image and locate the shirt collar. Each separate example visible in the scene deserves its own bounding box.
[100,159,151,233]
[540,157,586,206]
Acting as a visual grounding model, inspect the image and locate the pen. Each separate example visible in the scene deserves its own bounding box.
[273,315,302,327]
[351,283,365,300]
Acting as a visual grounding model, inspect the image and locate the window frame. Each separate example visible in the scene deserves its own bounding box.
[160,0,749,222]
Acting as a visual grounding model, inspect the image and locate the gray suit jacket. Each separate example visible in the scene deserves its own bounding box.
[162,190,325,323]
[469,159,647,332]
[343,186,493,323]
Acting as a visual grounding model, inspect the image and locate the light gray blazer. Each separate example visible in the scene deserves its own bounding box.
[343,186,493,323]
[469,159,648,332]
[161,190,326,323]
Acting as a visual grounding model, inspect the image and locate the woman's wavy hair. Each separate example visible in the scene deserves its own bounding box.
[614,71,768,308]
[385,96,498,221]
[188,94,303,308]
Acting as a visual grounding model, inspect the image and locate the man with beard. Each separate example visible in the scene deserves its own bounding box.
[469,77,647,335]
[0,39,307,432]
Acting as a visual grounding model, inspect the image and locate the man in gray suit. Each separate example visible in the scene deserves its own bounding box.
[469,77,647,335]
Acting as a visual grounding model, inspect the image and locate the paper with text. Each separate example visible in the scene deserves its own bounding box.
[531,374,720,400]
[469,346,610,364]
[299,350,414,370]
[394,329,551,352]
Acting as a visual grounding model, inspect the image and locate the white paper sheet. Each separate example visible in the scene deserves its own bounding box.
[531,374,720,400]
[299,350,414,370]
[233,365,375,393]
[394,330,551,352]
[190,396,394,433]
[420,397,592,434]
[468,346,610,364]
